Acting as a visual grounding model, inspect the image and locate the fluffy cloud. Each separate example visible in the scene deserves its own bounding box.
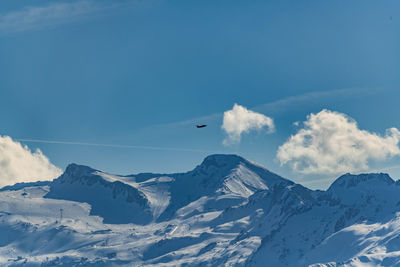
[0,135,62,188]
[277,109,400,175]
[222,104,275,145]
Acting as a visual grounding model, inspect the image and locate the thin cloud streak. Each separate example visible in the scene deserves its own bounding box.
[145,87,378,131]
[14,89,381,160]
[15,138,268,157]
[0,1,102,34]
[253,87,380,114]
[0,0,154,34]
[16,138,225,154]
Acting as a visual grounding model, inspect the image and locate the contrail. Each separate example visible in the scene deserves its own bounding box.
[15,138,267,157]
[15,138,223,154]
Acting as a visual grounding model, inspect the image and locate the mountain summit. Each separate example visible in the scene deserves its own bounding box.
[328,172,395,190]
[1,154,400,266]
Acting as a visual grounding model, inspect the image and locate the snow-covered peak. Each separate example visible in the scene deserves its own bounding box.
[326,173,399,209]
[46,164,154,224]
[156,155,292,221]
[58,163,109,186]
[4,154,400,266]
[200,154,245,165]
[193,154,245,175]
[328,173,395,191]
[192,154,289,187]
[60,164,136,188]
[64,163,96,178]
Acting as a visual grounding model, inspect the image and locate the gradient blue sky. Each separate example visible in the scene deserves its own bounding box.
[1,0,400,189]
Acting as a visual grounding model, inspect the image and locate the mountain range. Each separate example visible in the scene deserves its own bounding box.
[1,154,400,266]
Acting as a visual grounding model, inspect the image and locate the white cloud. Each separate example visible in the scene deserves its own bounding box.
[277,109,400,175]
[0,135,62,188]
[222,103,275,145]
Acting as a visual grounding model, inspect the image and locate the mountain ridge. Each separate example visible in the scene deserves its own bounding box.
[1,154,400,266]
[54,155,397,198]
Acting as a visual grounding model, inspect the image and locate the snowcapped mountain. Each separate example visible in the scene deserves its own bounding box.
[1,154,400,266]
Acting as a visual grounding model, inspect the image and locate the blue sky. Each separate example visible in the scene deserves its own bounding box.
[1,0,400,189]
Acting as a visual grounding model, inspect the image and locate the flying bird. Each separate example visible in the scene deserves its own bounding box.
[196,125,207,128]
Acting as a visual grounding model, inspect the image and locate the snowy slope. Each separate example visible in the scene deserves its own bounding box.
[249,173,400,267]
[1,155,400,266]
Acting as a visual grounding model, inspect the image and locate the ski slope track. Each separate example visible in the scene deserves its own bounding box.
[1,154,400,266]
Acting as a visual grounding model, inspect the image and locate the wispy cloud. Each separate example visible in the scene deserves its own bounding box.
[0,0,115,34]
[254,87,380,114]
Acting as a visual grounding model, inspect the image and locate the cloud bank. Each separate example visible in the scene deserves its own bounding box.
[277,109,400,175]
[0,135,62,188]
[222,104,275,145]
